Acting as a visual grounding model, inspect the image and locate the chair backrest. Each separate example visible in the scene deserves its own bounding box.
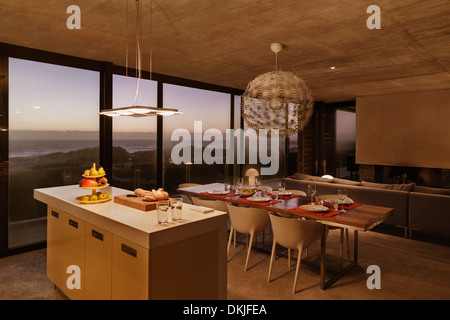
[192,197,229,212]
[226,203,270,235]
[317,194,354,203]
[269,213,321,250]
[285,190,307,196]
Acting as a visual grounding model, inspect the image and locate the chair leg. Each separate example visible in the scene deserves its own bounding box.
[267,240,277,283]
[293,247,303,294]
[340,228,344,263]
[288,248,291,267]
[227,226,234,256]
[345,228,350,259]
[244,232,255,272]
[234,229,236,248]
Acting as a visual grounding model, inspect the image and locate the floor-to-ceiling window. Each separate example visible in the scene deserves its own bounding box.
[112,75,157,191]
[8,58,100,249]
[163,84,231,194]
[336,108,356,179]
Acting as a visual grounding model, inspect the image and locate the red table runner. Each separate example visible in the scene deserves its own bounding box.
[289,202,362,217]
[288,207,343,217]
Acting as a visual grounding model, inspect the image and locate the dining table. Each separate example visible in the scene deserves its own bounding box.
[177,182,394,290]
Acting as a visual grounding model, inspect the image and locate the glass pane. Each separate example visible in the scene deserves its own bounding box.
[163,84,231,194]
[336,109,356,179]
[8,58,100,249]
[112,75,157,191]
[243,116,286,189]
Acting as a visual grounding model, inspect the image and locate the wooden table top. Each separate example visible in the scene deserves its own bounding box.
[177,183,394,232]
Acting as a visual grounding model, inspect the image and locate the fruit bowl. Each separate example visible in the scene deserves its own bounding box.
[239,188,256,197]
[80,183,109,190]
[82,174,105,179]
[76,194,111,204]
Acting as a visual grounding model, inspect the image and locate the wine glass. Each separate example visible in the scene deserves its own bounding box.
[236,177,243,190]
[337,188,347,212]
[307,184,316,204]
[255,177,262,196]
[278,180,286,193]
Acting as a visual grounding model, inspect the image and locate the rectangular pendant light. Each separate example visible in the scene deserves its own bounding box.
[98,106,182,117]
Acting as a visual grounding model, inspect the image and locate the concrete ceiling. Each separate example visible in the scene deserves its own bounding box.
[1,0,450,102]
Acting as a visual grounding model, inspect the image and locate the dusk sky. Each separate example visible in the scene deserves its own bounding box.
[9,58,233,136]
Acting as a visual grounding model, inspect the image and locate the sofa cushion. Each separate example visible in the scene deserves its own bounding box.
[332,177,361,186]
[361,181,415,192]
[413,185,450,195]
[294,173,331,183]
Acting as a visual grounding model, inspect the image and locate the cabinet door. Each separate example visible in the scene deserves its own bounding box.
[46,208,66,290]
[85,223,112,300]
[59,212,85,300]
[112,235,149,300]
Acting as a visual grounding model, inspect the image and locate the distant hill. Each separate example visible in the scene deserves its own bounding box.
[9,130,157,140]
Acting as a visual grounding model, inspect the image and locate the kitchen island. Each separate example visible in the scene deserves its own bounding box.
[34,185,228,300]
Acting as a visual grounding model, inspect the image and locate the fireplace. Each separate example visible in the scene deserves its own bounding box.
[359,165,450,188]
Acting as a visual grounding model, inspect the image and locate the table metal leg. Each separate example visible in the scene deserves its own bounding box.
[320,224,328,290]
[320,224,359,290]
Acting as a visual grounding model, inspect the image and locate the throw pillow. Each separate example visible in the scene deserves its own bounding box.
[332,177,361,186]
[413,185,450,196]
[361,181,415,192]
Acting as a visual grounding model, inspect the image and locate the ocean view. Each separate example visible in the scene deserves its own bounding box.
[9,139,157,158]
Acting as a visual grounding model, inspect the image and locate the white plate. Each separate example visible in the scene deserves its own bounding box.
[208,190,229,195]
[247,196,272,202]
[278,191,292,196]
[299,205,329,213]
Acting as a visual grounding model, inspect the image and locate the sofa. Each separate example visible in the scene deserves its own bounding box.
[283,173,450,240]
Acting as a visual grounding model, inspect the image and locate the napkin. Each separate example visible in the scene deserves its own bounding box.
[190,206,214,214]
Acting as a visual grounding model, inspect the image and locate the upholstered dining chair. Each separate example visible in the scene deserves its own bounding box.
[191,196,229,213]
[284,190,307,196]
[317,194,354,261]
[177,183,201,204]
[267,212,322,294]
[226,203,271,272]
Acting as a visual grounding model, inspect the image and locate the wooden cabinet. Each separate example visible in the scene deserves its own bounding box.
[112,235,149,300]
[47,207,85,300]
[84,223,112,300]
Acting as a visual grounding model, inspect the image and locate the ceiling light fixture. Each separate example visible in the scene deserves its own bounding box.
[242,43,314,137]
[99,0,181,118]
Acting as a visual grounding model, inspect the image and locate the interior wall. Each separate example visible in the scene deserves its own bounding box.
[356,89,450,169]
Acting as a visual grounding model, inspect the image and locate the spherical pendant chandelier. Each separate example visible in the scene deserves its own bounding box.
[242,43,314,137]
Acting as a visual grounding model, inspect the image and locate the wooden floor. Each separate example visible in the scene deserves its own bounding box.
[0,230,449,300]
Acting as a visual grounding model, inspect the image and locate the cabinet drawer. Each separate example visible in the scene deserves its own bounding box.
[85,223,112,300]
[112,235,149,300]
[46,208,67,290]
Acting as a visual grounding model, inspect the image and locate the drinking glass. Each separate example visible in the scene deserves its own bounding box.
[337,188,347,212]
[171,198,183,221]
[271,191,279,201]
[307,184,317,204]
[156,200,170,225]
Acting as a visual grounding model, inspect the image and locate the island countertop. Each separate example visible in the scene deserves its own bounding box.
[34,184,228,249]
